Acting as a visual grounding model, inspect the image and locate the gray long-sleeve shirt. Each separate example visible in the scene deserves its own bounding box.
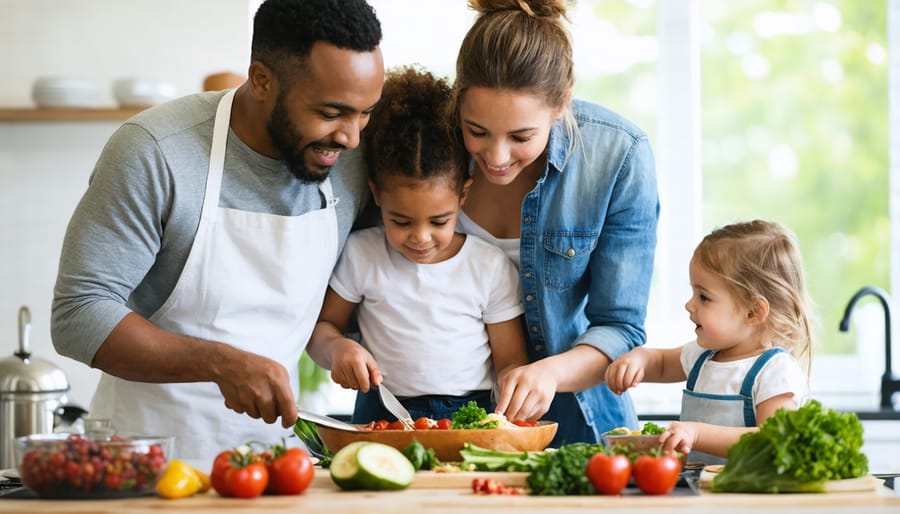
[51,90,369,364]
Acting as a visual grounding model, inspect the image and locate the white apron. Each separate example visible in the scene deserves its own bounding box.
[680,347,785,465]
[90,89,339,463]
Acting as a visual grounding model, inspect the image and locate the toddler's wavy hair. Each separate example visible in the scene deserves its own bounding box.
[693,220,815,375]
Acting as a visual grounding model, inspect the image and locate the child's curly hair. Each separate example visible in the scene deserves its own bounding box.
[364,66,468,193]
[693,220,815,375]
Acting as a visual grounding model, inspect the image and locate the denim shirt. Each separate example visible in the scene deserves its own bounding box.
[519,99,659,446]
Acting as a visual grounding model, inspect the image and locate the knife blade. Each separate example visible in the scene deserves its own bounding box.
[378,384,415,430]
[295,407,362,432]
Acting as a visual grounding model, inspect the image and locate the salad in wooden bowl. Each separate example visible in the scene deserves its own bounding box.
[315,402,558,462]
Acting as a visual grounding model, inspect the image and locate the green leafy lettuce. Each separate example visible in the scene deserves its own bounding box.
[451,401,498,429]
[711,400,868,493]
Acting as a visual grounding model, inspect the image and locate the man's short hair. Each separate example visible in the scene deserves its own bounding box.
[251,0,382,84]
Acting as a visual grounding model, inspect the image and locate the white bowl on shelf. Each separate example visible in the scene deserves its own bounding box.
[32,77,103,108]
[111,78,176,108]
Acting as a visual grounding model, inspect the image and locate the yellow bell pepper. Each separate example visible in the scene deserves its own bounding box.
[156,460,204,499]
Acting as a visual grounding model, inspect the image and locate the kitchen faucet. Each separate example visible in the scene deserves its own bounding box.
[839,285,899,410]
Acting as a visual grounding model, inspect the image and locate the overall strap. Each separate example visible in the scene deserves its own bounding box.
[739,347,787,426]
[686,350,716,391]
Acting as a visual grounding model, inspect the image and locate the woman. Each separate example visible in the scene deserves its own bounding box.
[451,0,659,446]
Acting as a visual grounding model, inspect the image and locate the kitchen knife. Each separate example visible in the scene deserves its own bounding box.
[378,384,415,430]
[295,407,361,432]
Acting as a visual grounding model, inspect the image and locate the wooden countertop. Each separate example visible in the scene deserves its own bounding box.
[2,469,898,514]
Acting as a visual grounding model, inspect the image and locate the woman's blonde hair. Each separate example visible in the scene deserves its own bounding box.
[693,220,815,375]
[451,0,578,146]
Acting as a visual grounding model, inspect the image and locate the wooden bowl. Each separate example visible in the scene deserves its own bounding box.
[317,421,558,462]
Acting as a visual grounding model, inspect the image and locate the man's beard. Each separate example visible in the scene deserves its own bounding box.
[267,96,343,183]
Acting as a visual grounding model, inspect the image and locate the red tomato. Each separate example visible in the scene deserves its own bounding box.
[265,447,314,495]
[512,420,539,427]
[387,420,405,430]
[413,417,433,430]
[632,452,681,495]
[210,447,269,498]
[373,420,389,430]
[435,418,452,430]
[586,452,632,495]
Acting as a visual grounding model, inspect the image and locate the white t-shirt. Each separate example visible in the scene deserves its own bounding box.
[329,226,524,397]
[456,210,521,268]
[680,340,809,408]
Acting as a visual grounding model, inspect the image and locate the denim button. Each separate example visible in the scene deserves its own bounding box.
[525,295,533,302]
[524,271,533,278]
[524,216,532,224]
[531,326,539,332]
[566,248,576,257]
[534,344,543,351]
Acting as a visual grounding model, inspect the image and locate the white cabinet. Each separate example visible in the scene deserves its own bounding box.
[861,420,900,474]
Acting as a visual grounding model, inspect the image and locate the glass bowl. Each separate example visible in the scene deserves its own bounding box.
[15,433,173,498]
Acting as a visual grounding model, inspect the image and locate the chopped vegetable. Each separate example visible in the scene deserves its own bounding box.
[459,443,545,472]
[641,422,665,435]
[526,442,605,495]
[451,401,499,429]
[402,440,441,471]
[330,442,415,491]
[712,400,869,493]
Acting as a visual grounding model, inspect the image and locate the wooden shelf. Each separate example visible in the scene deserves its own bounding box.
[0,107,147,122]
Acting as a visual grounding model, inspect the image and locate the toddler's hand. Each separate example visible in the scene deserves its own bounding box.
[604,348,649,395]
[329,340,382,393]
[658,421,697,456]
[494,361,556,422]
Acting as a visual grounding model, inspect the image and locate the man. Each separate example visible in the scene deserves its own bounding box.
[51,0,384,462]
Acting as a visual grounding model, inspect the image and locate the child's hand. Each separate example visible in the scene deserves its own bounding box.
[329,339,382,393]
[493,361,556,421]
[658,421,698,455]
[604,347,650,395]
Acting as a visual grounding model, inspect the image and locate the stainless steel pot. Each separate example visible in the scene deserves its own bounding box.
[0,306,70,469]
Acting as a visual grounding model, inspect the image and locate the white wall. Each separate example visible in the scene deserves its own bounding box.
[0,0,251,409]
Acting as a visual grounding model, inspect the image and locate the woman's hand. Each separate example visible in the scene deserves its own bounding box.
[493,360,557,421]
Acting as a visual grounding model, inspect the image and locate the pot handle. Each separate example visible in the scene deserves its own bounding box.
[16,305,31,359]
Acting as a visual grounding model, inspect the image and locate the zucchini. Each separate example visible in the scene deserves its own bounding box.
[330,442,415,491]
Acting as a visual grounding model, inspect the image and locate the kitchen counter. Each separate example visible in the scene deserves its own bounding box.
[2,470,898,514]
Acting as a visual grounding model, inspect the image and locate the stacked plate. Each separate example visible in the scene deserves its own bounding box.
[31,77,103,108]
[111,78,177,108]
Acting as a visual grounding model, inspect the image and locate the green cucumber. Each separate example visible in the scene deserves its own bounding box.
[330,442,415,491]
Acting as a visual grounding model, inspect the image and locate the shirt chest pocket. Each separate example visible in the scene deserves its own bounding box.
[542,232,599,291]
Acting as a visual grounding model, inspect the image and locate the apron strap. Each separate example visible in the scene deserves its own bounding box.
[200,89,236,223]
[685,349,715,391]
[739,347,787,426]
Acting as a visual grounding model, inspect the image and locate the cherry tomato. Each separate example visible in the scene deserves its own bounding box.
[265,446,314,495]
[387,420,406,430]
[632,452,681,495]
[373,420,389,431]
[512,420,539,427]
[210,447,269,498]
[586,452,632,495]
[435,418,452,430]
[413,417,433,430]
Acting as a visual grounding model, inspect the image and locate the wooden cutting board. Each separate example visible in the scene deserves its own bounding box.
[698,465,882,492]
[311,468,528,489]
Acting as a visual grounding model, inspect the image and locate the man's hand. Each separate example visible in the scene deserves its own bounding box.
[214,350,298,428]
